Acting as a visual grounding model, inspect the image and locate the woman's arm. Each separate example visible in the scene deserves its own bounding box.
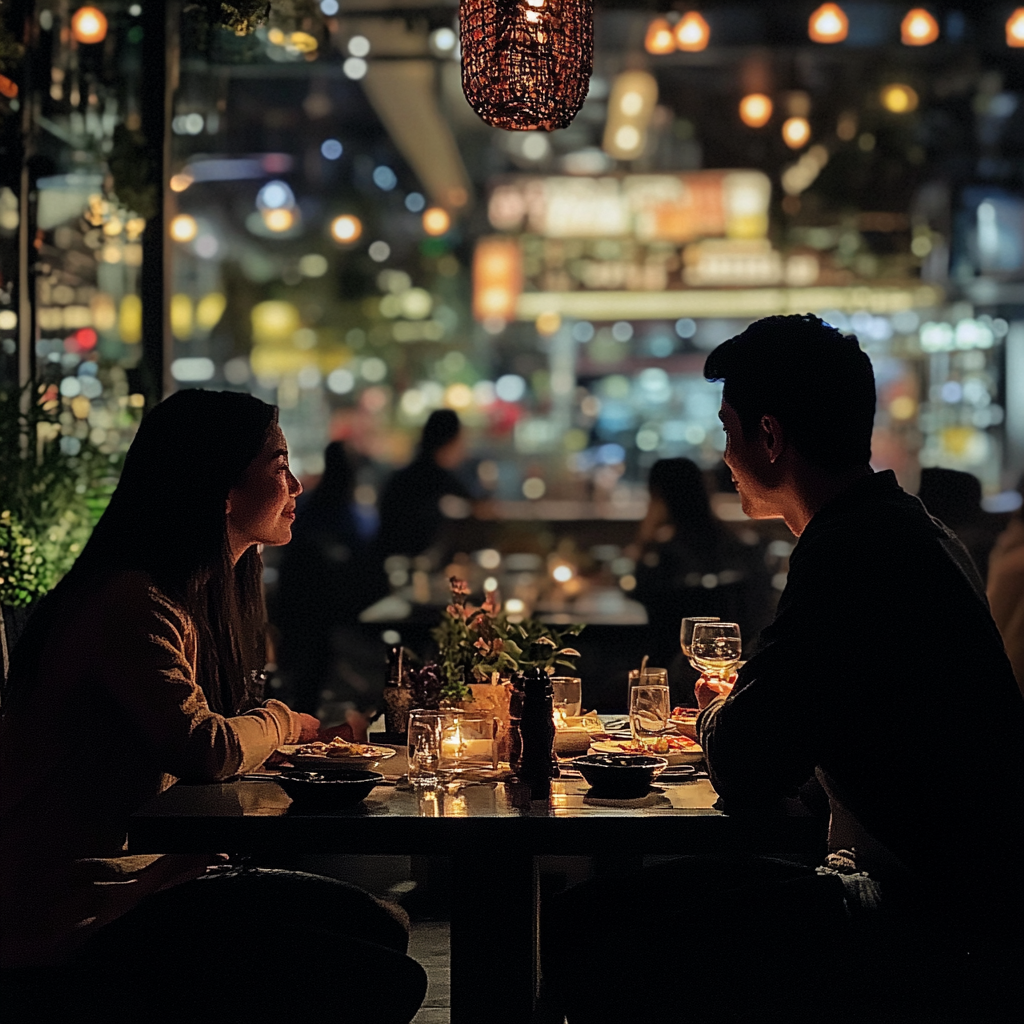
[97,573,303,780]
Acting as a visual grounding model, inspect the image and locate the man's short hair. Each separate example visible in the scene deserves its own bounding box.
[703,314,876,470]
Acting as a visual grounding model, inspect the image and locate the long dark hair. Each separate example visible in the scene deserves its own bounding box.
[5,390,278,716]
[648,458,720,549]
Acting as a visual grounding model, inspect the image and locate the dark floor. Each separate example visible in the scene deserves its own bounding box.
[409,920,450,1024]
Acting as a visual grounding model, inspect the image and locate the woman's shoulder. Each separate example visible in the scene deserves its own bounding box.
[95,570,192,633]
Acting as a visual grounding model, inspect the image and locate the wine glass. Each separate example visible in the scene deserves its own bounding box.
[680,617,721,667]
[629,683,671,750]
[689,621,742,692]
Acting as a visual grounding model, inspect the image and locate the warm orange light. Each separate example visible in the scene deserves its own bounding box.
[262,208,295,233]
[644,17,676,55]
[808,3,848,44]
[782,116,811,149]
[1006,8,1024,47]
[901,8,939,46]
[71,6,108,45]
[674,11,710,52]
[473,237,522,323]
[881,84,919,113]
[169,173,193,193]
[739,93,773,128]
[169,214,198,242]
[0,74,17,99]
[330,214,362,243]
[422,207,451,236]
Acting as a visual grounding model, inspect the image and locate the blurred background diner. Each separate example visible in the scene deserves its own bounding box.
[2,0,1022,718]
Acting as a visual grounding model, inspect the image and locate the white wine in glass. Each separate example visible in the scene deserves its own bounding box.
[690,621,742,683]
[680,616,721,664]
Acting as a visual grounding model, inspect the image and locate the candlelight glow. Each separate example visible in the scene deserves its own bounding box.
[901,8,939,46]
[554,707,568,729]
[674,12,710,52]
[71,6,108,45]
[331,214,362,243]
[1006,8,1024,46]
[739,93,773,128]
[644,17,676,55]
[808,3,848,44]
[782,116,811,149]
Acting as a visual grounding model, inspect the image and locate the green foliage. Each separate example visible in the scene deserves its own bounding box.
[108,125,157,221]
[0,383,121,607]
[431,578,583,703]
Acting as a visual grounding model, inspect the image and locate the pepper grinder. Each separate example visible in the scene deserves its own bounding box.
[509,648,559,793]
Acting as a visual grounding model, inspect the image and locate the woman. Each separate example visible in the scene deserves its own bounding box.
[0,390,426,1022]
[632,458,771,695]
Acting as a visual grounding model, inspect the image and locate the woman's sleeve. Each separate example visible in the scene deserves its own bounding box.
[98,574,302,780]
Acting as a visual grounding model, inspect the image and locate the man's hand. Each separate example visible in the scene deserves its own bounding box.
[695,675,735,710]
[296,713,322,742]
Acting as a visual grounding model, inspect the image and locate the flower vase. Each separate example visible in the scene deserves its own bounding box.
[466,679,514,763]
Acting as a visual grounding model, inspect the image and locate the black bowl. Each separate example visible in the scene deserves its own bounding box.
[276,769,383,809]
[573,754,668,798]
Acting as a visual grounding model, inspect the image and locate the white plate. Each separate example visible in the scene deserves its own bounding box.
[278,744,398,770]
[590,739,703,765]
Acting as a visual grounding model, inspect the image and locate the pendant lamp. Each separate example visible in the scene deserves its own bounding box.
[461,0,594,131]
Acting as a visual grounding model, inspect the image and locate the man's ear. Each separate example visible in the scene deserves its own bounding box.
[761,414,785,464]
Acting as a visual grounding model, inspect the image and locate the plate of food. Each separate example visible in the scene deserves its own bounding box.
[670,706,699,740]
[590,735,703,765]
[278,739,398,770]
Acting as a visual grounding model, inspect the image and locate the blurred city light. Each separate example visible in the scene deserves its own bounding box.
[169,214,198,242]
[901,9,939,46]
[881,84,919,113]
[782,116,811,148]
[422,207,451,236]
[739,93,773,128]
[644,18,676,55]
[808,3,848,44]
[320,139,343,160]
[71,6,107,45]
[1007,8,1024,46]
[674,12,710,51]
[330,215,362,243]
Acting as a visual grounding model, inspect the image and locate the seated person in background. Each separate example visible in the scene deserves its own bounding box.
[632,457,771,695]
[376,409,479,560]
[542,315,1023,1024]
[0,390,426,1024]
[917,466,1002,584]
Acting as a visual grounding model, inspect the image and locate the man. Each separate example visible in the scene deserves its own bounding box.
[542,315,1022,1023]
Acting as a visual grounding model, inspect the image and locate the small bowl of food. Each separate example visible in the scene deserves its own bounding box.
[275,769,383,810]
[572,753,668,799]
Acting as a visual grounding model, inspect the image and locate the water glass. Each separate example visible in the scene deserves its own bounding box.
[629,683,671,749]
[551,676,582,719]
[407,709,443,784]
[626,667,668,708]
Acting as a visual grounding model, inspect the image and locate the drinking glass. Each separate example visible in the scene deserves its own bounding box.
[680,616,721,665]
[407,709,443,784]
[626,667,667,710]
[689,621,742,685]
[551,676,582,719]
[437,711,497,778]
[629,683,671,749]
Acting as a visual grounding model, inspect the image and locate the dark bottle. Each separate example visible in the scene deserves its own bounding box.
[509,662,559,791]
[383,646,413,734]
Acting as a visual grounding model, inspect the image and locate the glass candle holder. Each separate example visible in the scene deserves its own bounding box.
[437,711,497,777]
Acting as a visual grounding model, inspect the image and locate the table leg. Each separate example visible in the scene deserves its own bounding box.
[450,850,537,1024]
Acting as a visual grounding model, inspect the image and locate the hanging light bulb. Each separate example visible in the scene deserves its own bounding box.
[1006,8,1024,47]
[71,6,108,45]
[808,3,848,44]
[674,11,710,52]
[782,116,811,149]
[901,8,939,46]
[644,17,676,55]
[739,93,773,128]
[460,0,594,130]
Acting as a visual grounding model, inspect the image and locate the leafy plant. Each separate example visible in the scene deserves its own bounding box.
[432,577,583,703]
[0,381,121,606]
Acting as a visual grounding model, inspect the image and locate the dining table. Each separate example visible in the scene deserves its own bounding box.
[130,746,823,1024]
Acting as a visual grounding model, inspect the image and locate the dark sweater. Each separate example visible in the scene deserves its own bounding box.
[699,471,1024,934]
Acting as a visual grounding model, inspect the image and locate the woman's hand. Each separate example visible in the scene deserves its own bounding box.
[296,713,322,742]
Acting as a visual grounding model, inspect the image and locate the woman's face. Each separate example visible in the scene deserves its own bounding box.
[226,423,302,562]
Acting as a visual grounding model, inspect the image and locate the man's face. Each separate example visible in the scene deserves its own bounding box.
[719,400,783,519]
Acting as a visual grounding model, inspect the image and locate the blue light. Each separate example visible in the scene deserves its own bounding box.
[258,180,293,210]
[405,192,426,212]
[675,318,696,339]
[598,443,626,465]
[321,139,343,160]
[373,166,398,191]
[320,0,340,14]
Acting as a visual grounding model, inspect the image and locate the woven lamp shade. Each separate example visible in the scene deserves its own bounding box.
[460,0,594,131]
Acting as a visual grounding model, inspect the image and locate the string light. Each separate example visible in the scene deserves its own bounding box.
[901,8,939,46]
[169,214,198,242]
[71,6,108,45]
[644,17,676,55]
[808,3,848,44]
[1006,8,1024,47]
[674,11,710,52]
[460,0,594,130]
[330,215,362,243]
[739,93,773,128]
[782,116,811,149]
[422,207,451,236]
